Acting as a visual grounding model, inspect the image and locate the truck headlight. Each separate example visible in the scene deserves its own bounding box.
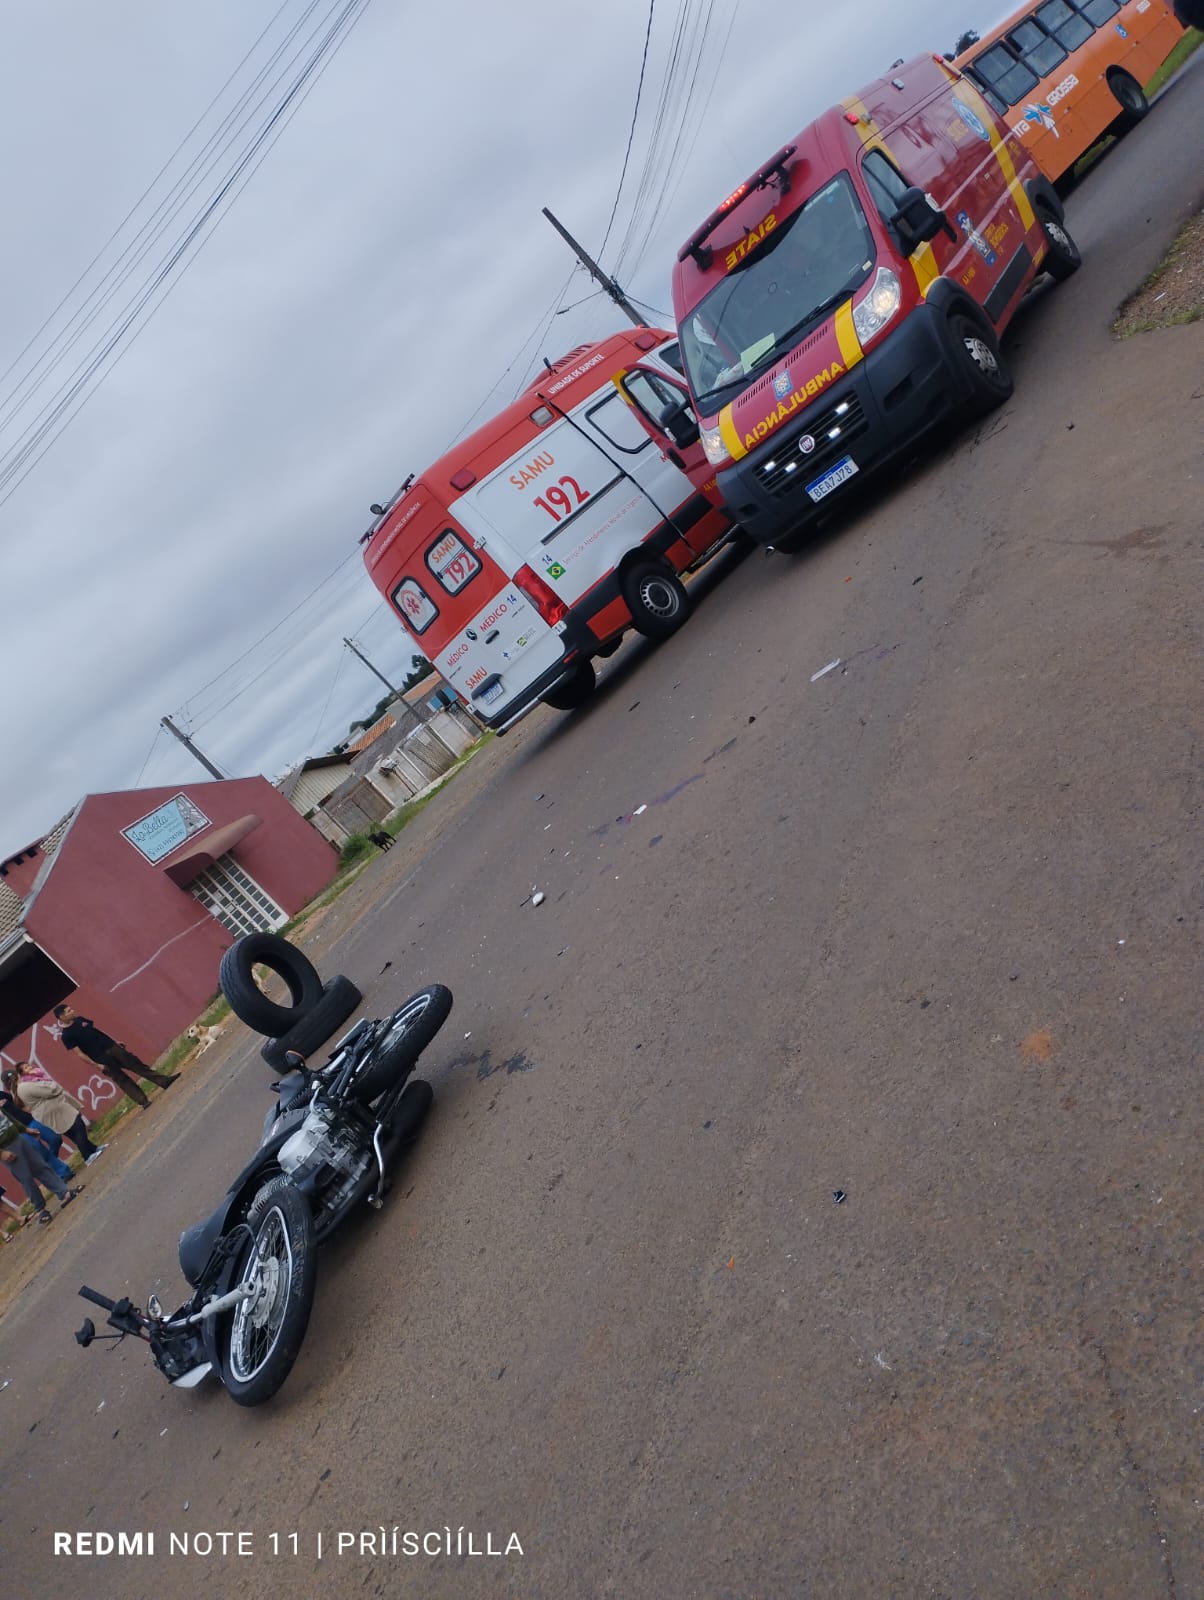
[700,425,730,467]
[852,267,902,345]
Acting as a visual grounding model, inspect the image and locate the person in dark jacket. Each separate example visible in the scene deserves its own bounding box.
[52,1005,177,1110]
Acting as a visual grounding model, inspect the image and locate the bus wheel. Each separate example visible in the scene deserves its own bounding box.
[1036,207,1082,282]
[1107,70,1149,132]
[622,562,692,640]
[542,658,596,711]
[949,312,1013,415]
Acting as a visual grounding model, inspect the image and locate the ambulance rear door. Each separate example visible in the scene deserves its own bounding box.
[391,524,562,719]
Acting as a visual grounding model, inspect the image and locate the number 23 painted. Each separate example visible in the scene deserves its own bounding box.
[533,475,588,524]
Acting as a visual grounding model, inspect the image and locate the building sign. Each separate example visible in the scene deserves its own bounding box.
[121,794,211,864]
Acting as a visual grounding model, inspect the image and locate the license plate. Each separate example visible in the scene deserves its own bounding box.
[805,455,859,503]
[481,681,504,705]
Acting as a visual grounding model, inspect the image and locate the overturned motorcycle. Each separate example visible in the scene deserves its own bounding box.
[75,985,452,1406]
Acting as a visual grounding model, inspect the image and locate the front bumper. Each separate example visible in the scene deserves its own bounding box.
[717,304,965,546]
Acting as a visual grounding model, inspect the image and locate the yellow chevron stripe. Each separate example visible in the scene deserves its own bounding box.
[718,403,746,462]
[833,300,864,370]
[910,242,939,297]
[956,82,1036,230]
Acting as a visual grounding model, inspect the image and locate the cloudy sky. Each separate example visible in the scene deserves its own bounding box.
[0,0,1007,857]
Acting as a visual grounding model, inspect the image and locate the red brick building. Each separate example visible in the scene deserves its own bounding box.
[0,778,338,1119]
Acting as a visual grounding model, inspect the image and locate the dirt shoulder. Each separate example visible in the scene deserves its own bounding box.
[1113,206,1204,335]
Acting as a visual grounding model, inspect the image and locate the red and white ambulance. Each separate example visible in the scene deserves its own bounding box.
[361,327,732,728]
[637,53,1080,549]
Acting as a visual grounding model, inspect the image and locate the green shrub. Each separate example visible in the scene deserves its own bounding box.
[338,833,377,870]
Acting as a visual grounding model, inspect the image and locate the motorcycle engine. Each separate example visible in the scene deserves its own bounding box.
[277,1104,367,1185]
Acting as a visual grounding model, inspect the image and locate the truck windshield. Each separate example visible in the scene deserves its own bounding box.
[681,173,875,409]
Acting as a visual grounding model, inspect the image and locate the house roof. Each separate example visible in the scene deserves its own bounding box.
[0,803,83,932]
[276,752,351,803]
[345,714,396,755]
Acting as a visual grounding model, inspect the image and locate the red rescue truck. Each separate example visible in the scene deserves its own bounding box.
[361,328,732,728]
[638,53,1080,549]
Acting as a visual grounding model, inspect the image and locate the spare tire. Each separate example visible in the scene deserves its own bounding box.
[260,975,363,1070]
[219,933,325,1038]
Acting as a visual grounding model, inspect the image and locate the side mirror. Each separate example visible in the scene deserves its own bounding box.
[890,186,950,253]
[660,397,700,449]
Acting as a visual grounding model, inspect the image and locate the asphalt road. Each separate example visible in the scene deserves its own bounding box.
[3,58,1201,1600]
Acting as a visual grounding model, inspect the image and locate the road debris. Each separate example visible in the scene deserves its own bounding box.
[530,891,545,907]
[633,804,647,816]
[811,659,841,682]
[833,1190,847,1204]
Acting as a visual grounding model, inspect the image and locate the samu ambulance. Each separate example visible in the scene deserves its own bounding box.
[361,328,732,729]
[638,53,1079,549]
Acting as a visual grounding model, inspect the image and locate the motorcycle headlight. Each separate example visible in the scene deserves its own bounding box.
[852,267,902,345]
[700,424,730,467]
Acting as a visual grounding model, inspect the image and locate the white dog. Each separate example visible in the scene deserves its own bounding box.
[187,1021,226,1054]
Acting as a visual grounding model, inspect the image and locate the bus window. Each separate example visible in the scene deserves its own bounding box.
[972,41,1041,106]
[1034,0,1093,51]
[965,71,1009,116]
[1007,18,1068,78]
[1077,0,1120,22]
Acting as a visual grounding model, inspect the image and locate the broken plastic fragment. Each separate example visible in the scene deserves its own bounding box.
[811,659,841,682]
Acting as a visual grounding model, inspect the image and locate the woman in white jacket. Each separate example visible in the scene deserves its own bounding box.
[5,1063,106,1165]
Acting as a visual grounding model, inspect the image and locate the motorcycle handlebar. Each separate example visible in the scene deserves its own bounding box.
[78,1285,117,1312]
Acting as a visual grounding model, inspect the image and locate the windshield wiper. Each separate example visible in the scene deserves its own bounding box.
[693,373,751,408]
[743,286,860,380]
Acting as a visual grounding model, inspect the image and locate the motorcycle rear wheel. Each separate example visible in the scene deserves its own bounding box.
[350,985,452,1105]
[221,1178,316,1407]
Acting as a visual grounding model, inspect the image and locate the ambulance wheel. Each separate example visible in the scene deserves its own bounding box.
[949,312,1012,414]
[1036,207,1081,282]
[622,563,692,640]
[1107,70,1149,132]
[542,659,596,711]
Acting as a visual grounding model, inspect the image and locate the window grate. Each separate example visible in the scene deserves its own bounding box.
[189,854,285,938]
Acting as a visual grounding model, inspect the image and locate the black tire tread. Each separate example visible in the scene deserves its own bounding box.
[542,659,597,711]
[221,1178,317,1406]
[621,561,692,641]
[350,985,452,1105]
[219,933,324,1038]
[260,976,363,1069]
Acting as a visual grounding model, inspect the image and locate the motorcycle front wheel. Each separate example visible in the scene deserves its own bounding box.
[221,1178,317,1407]
[350,984,452,1106]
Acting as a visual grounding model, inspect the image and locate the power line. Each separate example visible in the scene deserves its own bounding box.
[595,0,659,261]
[0,0,305,407]
[0,0,378,510]
[133,723,167,788]
[178,551,363,724]
[307,642,348,753]
[0,0,336,450]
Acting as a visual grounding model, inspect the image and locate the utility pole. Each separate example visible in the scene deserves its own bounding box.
[343,638,421,733]
[160,716,225,780]
[541,208,648,328]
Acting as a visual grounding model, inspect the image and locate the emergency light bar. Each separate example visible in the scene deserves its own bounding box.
[678,145,799,267]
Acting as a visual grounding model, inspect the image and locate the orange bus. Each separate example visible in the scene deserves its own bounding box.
[954,0,1190,184]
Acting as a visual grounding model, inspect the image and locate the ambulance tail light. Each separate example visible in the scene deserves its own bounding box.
[514,565,569,629]
[852,267,902,345]
[700,424,731,468]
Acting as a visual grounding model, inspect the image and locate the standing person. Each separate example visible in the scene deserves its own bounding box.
[4,1064,106,1164]
[52,1004,178,1109]
[0,1142,83,1226]
[0,1074,76,1179]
